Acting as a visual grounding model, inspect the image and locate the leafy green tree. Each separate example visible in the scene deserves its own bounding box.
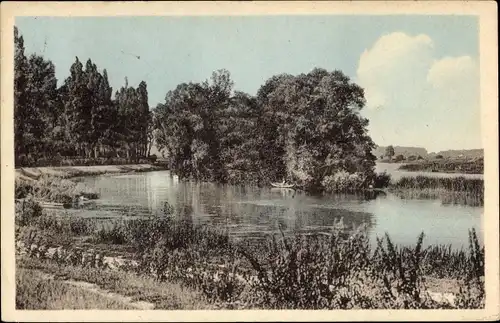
[15,26,61,164]
[256,68,376,190]
[219,91,262,183]
[154,69,233,180]
[14,26,29,164]
[385,145,395,160]
[136,81,150,157]
[63,57,93,157]
[114,78,150,160]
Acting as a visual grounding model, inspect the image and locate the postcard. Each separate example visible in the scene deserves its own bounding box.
[1,1,498,321]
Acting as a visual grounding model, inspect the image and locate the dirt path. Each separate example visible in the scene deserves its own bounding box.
[38,272,155,310]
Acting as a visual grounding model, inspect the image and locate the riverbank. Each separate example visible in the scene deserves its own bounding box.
[15,193,485,310]
[15,164,166,181]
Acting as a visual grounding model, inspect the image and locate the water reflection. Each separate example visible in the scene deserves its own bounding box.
[82,171,483,249]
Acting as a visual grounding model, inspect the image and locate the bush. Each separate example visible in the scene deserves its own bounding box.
[394,154,405,162]
[93,221,128,245]
[15,198,43,227]
[322,171,366,193]
[373,172,391,188]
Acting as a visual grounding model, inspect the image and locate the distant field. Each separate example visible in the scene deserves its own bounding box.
[398,159,483,175]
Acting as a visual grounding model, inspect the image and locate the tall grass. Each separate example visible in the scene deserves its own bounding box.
[393,176,483,193]
[86,217,484,309]
[391,176,484,206]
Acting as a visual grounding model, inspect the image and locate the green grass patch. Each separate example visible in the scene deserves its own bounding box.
[17,257,212,310]
[16,267,135,310]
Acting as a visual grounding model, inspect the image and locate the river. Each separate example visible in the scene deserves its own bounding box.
[78,168,483,249]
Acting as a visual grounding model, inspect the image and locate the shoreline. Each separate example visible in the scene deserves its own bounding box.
[15,164,167,181]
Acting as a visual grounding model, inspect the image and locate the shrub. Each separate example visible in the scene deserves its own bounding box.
[322,171,367,193]
[15,178,34,199]
[372,171,391,188]
[15,198,43,227]
[394,154,405,162]
[93,221,128,245]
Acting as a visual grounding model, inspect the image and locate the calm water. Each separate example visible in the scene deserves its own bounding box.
[79,169,483,249]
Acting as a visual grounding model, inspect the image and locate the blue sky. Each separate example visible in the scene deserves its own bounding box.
[16,16,480,152]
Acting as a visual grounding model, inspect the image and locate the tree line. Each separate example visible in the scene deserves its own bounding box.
[14,26,152,166]
[15,26,384,192]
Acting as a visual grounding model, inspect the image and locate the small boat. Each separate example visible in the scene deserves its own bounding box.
[270,182,296,189]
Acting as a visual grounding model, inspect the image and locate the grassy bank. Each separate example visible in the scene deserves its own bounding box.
[16,258,212,310]
[15,164,167,209]
[16,267,136,310]
[389,176,484,206]
[15,197,485,310]
[398,159,483,175]
[16,163,165,181]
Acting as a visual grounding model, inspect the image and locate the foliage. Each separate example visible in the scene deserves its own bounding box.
[15,198,43,227]
[385,145,395,159]
[154,68,379,191]
[321,171,367,193]
[372,171,391,188]
[14,27,151,167]
[394,154,405,162]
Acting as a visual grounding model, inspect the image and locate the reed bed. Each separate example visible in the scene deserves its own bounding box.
[390,176,484,206]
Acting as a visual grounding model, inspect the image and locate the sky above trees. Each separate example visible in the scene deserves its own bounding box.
[15,15,481,152]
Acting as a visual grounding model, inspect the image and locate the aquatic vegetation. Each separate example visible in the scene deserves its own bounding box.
[390,176,484,206]
[393,176,483,193]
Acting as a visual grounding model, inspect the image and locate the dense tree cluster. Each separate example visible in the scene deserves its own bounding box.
[154,68,378,191]
[15,26,380,191]
[14,27,151,166]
